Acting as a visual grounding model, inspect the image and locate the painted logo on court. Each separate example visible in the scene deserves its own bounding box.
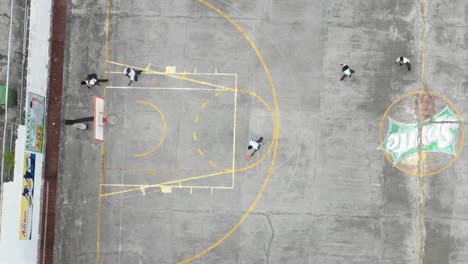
[380,91,464,176]
[382,106,461,163]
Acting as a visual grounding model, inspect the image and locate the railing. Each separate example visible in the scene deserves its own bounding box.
[0,123,19,182]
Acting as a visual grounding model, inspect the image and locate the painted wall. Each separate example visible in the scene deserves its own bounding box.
[0,0,52,262]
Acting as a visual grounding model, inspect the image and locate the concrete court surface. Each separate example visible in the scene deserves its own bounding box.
[55,0,468,264]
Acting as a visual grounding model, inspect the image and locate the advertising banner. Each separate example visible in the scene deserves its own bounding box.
[25,92,45,153]
[19,152,36,240]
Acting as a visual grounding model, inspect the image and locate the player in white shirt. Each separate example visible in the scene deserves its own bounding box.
[124,68,143,86]
[340,64,355,81]
[81,73,108,89]
[395,56,411,71]
[247,137,263,160]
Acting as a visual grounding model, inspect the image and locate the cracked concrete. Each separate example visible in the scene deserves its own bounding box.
[265,214,274,264]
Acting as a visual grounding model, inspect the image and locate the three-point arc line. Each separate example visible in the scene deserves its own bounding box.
[97,2,280,264]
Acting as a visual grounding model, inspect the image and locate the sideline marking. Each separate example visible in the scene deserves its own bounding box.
[419,0,426,92]
[417,1,426,263]
[96,0,111,262]
[133,100,168,157]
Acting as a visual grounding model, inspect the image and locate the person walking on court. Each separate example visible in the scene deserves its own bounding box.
[81,73,108,89]
[124,67,143,86]
[340,64,355,81]
[395,56,411,71]
[246,137,263,160]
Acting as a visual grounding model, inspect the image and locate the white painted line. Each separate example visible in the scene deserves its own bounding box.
[106,86,225,91]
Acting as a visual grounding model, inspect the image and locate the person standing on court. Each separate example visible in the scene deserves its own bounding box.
[246,137,263,160]
[395,56,411,71]
[81,73,108,89]
[340,64,355,81]
[123,67,143,86]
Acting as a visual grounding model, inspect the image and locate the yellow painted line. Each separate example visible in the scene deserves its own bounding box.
[102,22,279,198]
[208,160,218,168]
[100,170,228,197]
[201,100,209,109]
[168,185,233,190]
[419,0,426,92]
[107,60,228,91]
[100,85,275,197]
[100,169,230,196]
[198,148,204,156]
[107,62,272,108]
[193,132,197,141]
[417,1,427,263]
[133,100,168,157]
[103,184,233,190]
[105,167,218,173]
[146,63,152,71]
[105,167,158,176]
[97,2,279,261]
[106,70,237,77]
[100,107,279,197]
[99,86,274,198]
[96,0,111,262]
[417,173,424,264]
[194,114,199,124]
[102,183,150,187]
[101,187,149,197]
[214,91,224,97]
[179,1,280,263]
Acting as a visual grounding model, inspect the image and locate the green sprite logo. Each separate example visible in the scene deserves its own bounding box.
[382,106,461,164]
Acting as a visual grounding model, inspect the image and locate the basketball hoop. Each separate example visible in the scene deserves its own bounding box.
[102,114,118,126]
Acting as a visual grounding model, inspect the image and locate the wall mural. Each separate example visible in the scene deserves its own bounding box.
[25,92,45,153]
